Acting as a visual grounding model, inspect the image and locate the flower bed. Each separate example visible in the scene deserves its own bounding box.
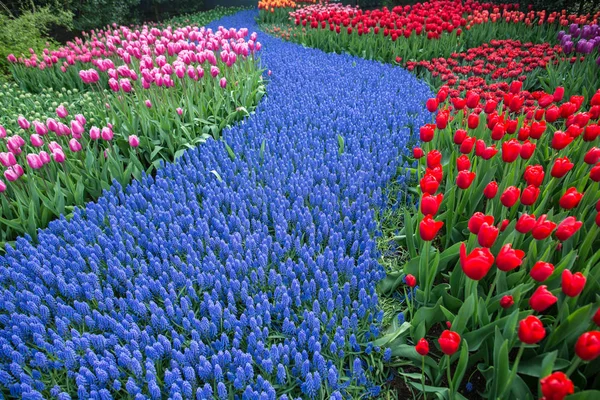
[0,10,432,399]
[1,20,264,250]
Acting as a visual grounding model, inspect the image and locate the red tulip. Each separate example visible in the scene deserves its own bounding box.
[551,131,574,150]
[565,124,583,138]
[597,212,600,227]
[545,105,560,122]
[594,307,600,327]
[405,274,417,288]
[453,129,467,144]
[484,100,497,114]
[500,186,520,208]
[459,242,494,280]
[426,166,443,183]
[518,315,546,344]
[420,124,435,142]
[436,110,449,129]
[520,185,540,206]
[480,144,498,160]
[529,285,557,312]
[520,140,536,160]
[500,295,514,309]
[538,94,554,108]
[427,150,442,168]
[584,147,600,165]
[451,97,466,110]
[438,330,461,355]
[516,213,536,234]
[467,113,479,129]
[491,123,506,141]
[530,261,554,282]
[559,188,583,210]
[415,338,429,356]
[561,269,586,297]
[532,215,556,240]
[501,139,521,163]
[419,215,444,241]
[591,163,600,182]
[499,219,509,232]
[523,165,544,187]
[483,181,498,199]
[421,193,443,215]
[540,372,573,400]
[456,155,470,171]
[468,212,494,235]
[530,120,546,139]
[420,175,439,195]
[413,147,424,159]
[584,124,600,141]
[456,170,476,189]
[551,157,574,178]
[496,243,525,272]
[555,216,582,241]
[517,125,530,141]
[459,136,476,154]
[465,92,480,109]
[574,331,600,361]
[426,98,438,112]
[553,86,565,102]
[477,222,498,248]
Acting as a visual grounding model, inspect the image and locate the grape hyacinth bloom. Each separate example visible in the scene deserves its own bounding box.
[0,10,431,399]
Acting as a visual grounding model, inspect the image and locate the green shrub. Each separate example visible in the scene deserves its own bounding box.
[0,6,72,75]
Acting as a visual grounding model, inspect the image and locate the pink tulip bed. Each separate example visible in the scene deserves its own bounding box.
[0,10,265,248]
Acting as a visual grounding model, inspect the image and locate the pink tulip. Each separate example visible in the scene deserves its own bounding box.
[68,138,82,152]
[52,149,66,163]
[128,135,140,147]
[7,54,17,63]
[48,141,62,152]
[71,120,84,138]
[13,164,24,177]
[39,151,51,165]
[0,152,17,167]
[210,66,219,78]
[89,126,101,140]
[145,100,152,108]
[220,77,227,89]
[101,127,113,141]
[17,116,30,130]
[75,114,86,126]
[175,65,185,79]
[176,107,183,115]
[30,134,44,147]
[26,154,43,169]
[0,180,6,192]
[4,168,19,182]
[108,78,120,92]
[120,78,132,93]
[56,105,68,118]
[0,125,6,138]
[58,122,71,136]
[33,121,48,136]
[46,118,58,133]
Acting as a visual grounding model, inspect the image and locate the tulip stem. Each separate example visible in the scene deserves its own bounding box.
[421,356,427,400]
[446,355,454,400]
[485,270,501,307]
[565,357,582,376]
[499,343,525,398]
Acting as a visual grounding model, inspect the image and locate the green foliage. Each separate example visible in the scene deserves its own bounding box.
[0,6,72,75]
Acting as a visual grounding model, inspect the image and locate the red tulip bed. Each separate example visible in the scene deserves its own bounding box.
[259,1,600,399]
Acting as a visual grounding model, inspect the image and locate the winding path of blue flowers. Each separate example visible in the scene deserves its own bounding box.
[0,10,431,400]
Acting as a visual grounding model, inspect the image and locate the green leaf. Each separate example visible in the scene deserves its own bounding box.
[518,352,569,378]
[545,304,593,350]
[404,208,417,258]
[210,170,223,182]
[451,339,469,390]
[566,391,600,400]
[337,134,344,155]
[371,321,411,347]
[259,139,266,164]
[451,294,474,335]
[224,142,236,161]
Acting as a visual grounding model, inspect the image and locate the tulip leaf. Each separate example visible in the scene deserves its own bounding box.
[545,304,593,350]
[451,293,474,335]
[337,134,344,155]
[491,329,510,400]
[565,391,600,400]
[404,208,417,258]
[390,344,437,368]
[518,352,570,378]
[451,339,469,390]
[224,142,236,161]
[371,321,411,347]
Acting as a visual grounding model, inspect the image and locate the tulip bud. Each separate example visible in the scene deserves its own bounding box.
[17,116,30,130]
[405,274,416,288]
[483,181,498,199]
[453,129,467,145]
[413,147,424,159]
[56,105,68,118]
[415,338,429,356]
[101,127,113,141]
[574,331,600,361]
[500,295,514,309]
[438,330,461,355]
[52,149,66,163]
[500,186,520,208]
[128,135,140,147]
[521,185,540,206]
[419,124,435,142]
[419,215,444,241]
[68,138,82,152]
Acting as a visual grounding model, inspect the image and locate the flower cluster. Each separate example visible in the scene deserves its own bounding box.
[558,23,600,66]
[0,10,432,399]
[408,80,600,398]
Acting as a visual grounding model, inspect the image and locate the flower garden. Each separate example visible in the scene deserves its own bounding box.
[1,0,599,399]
